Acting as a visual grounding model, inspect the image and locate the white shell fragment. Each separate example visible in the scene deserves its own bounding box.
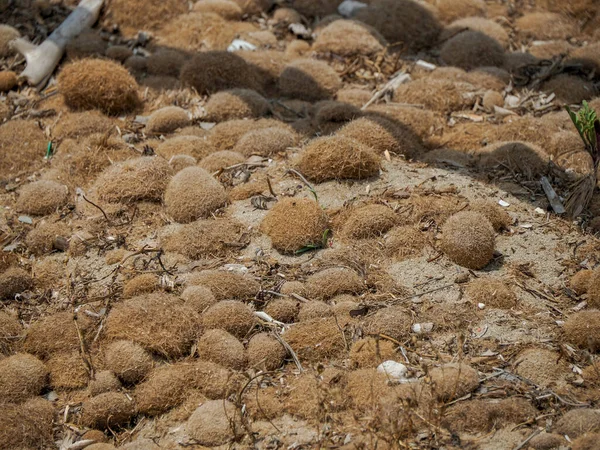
[377,360,408,381]
[412,322,434,334]
[338,0,367,17]
[228,39,257,52]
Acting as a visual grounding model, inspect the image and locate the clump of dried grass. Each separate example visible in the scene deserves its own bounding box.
[313,100,361,135]
[440,30,505,70]
[436,0,486,23]
[247,332,286,371]
[384,225,429,261]
[209,118,292,150]
[393,78,472,114]
[156,135,215,160]
[554,409,600,438]
[0,311,22,356]
[476,141,549,179]
[1,398,55,449]
[465,278,517,308]
[340,204,397,239]
[104,293,200,358]
[515,12,577,41]
[571,269,592,295]
[305,267,365,300]
[200,300,257,338]
[16,181,68,216]
[440,211,495,270]
[164,167,227,223]
[181,285,218,313]
[563,310,600,351]
[53,111,114,139]
[89,370,122,396]
[514,347,568,388]
[441,17,509,48]
[364,306,411,341]
[197,329,247,370]
[105,340,154,385]
[298,301,333,321]
[47,351,88,390]
[65,30,107,60]
[94,156,172,203]
[313,20,386,56]
[109,0,187,32]
[284,317,348,362]
[469,199,512,231]
[188,269,260,300]
[156,12,235,51]
[122,273,158,298]
[542,74,596,104]
[233,126,299,157]
[264,298,299,323]
[0,24,20,57]
[58,58,140,115]
[192,0,243,19]
[0,353,48,403]
[80,392,136,429]
[261,197,329,254]
[349,337,397,368]
[295,136,380,182]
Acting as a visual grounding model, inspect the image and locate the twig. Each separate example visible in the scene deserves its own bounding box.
[273,331,304,372]
[362,70,411,110]
[266,176,277,198]
[78,191,111,224]
[73,312,94,379]
[334,315,349,352]
[514,429,541,450]
[286,169,318,202]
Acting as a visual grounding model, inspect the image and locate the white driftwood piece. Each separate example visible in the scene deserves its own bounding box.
[9,0,104,87]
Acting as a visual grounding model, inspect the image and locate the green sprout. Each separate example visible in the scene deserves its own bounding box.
[294,229,331,255]
[45,141,53,159]
[565,101,599,161]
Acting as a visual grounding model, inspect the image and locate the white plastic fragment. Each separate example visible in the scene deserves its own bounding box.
[228,39,257,52]
[377,360,408,381]
[415,60,437,71]
[412,322,434,334]
[477,303,485,309]
[255,311,285,326]
[498,199,510,207]
[338,0,367,17]
[534,207,546,215]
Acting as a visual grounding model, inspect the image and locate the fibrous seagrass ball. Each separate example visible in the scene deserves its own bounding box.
[572,269,593,295]
[105,340,154,385]
[0,267,33,300]
[85,443,116,450]
[278,59,342,101]
[58,58,140,115]
[94,156,172,203]
[516,12,577,41]
[161,218,246,259]
[349,337,397,369]
[53,110,114,139]
[364,306,411,341]
[514,348,568,388]
[0,70,17,92]
[47,351,89,390]
[109,0,187,32]
[201,300,256,338]
[16,180,68,215]
[436,0,486,23]
[280,281,306,297]
[554,409,600,438]
[81,392,136,429]
[563,310,600,351]
[204,89,269,122]
[295,136,380,182]
[313,20,386,56]
[122,273,158,298]
[313,100,361,134]
[198,150,245,173]
[23,311,95,359]
[247,332,286,371]
[298,301,333,321]
[542,74,596,104]
[0,24,19,57]
[284,317,347,362]
[233,126,299,157]
[164,166,227,223]
[186,400,241,446]
[465,278,517,308]
[440,31,505,70]
[429,363,479,401]
[0,353,48,403]
[355,0,441,53]
[188,269,260,300]
[209,117,290,150]
[193,0,243,19]
[306,268,365,300]
[272,7,301,24]
[1,398,55,449]
[89,370,122,396]
[181,51,261,95]
[260,197,329,254]
[440,211,495,270]
[341,204,397,239]
[181,285,218,313]
[571,433,600,450]
[289,0,340,17]
[169,154,197,172]
[104,293,200,358]
[338,116,424,158]
[528,433,564,450]
[0,311,22,355]
[197,329,247,370]
[146,106,191,134]
[469,199,512,231]
[157,135,215,160]
[483,89,504,111]
[442,17,509,49]
[264,298,300,323]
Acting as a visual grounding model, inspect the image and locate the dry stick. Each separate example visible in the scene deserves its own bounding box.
[514,429,542,450]
[266,176,277,198]
[73,312,94,379]
[78,192,111,224]
[272,330,304,372]
[361,70,411,110]
[286,168,318,201]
